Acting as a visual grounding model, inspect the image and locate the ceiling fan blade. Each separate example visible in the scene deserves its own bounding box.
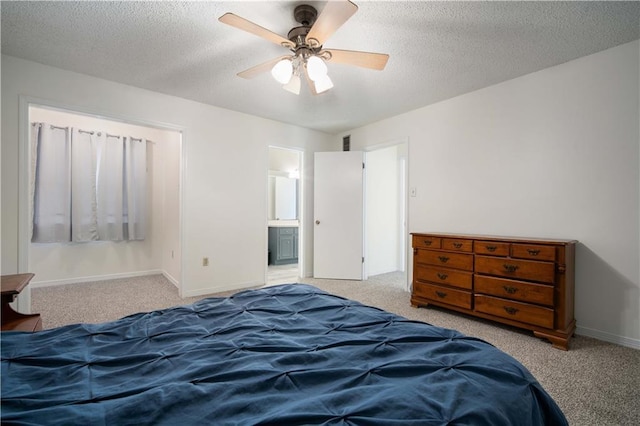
[324,49,389,70]
[306,0,358,48]
[219,13,294,49]
[237,56,290,79]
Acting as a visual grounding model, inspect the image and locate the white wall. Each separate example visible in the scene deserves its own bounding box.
[1,55,333,298]
[27,107,181,286]
[345,41,640,348]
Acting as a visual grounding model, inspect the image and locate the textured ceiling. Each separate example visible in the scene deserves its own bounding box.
[2,1,639,134]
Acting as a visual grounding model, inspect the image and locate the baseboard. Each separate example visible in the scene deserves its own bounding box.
[182,280,264,298]
[162,271,180,288]
[368,267,400,277]
[576,325,640,350]
[30,270,164,288]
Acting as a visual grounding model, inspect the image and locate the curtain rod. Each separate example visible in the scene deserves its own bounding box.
[32,122,155,144]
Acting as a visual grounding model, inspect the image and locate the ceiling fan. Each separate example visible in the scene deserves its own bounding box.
[219,0,389,95]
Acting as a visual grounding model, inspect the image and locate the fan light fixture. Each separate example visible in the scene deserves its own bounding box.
[306,55,328,81]
[272,54,333,95]
[271,59,293,84]
[283,74,301,95]
[314,74,334,93]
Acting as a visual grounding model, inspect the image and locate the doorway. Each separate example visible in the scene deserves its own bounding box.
[364,141,408,289]
[267,146,303,285]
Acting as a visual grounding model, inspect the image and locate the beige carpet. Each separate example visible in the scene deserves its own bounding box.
[31,274,639,425]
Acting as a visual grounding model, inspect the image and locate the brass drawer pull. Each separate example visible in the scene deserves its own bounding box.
[486,245,497,252]
[437,273,448,280]
[438,256,449,263]
[423,240,432,246]
[503,306,519,315]
[435,291,447,299]
[453,242,463,248]
[503,286,518,294]
[527,249,540,256]
[503,264,519,273]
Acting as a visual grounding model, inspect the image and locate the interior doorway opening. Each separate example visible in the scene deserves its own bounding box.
[267,146,303,285]
[19,103,183,310]
[364,141,408,290]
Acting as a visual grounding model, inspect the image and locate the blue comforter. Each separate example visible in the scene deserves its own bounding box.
[1,284,566,425]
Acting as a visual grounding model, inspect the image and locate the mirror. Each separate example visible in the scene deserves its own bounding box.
[269,176,298,220]
[268,147,301,222]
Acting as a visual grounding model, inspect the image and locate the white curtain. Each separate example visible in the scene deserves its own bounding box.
[32,124,72,243]
[96,133,125,240]
[124,137,147,240]
[71,129,99,242]
[31,123,147,243]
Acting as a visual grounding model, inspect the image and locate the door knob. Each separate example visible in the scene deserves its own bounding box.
[315,220,320,225]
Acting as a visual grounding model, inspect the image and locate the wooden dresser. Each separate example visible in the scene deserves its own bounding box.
[411,233,576,350]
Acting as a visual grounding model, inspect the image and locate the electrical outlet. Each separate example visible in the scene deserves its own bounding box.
[202,257,209,266]
[410,187,417,197]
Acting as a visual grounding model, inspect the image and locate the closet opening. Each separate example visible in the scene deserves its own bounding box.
[18,102,183,311]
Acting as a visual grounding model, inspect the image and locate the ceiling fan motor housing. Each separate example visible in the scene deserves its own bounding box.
[293,4,317,26]
[288,5,323,53]
[287,26,310,44]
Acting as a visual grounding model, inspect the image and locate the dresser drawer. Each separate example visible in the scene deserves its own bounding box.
[414,265,472,290]
[474,275,554,306]
[414,282,472,309]
[415,250,473,271]
[511,244,556,262]
[475,256,555,284]
[474,295,554,329]
[474,241,510,256]
[413,235,442,250]
[442,238,473,252]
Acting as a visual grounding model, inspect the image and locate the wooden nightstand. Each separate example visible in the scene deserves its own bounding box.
[1,273,42,332]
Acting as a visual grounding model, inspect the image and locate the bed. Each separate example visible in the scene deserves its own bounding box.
[1,283,567,425]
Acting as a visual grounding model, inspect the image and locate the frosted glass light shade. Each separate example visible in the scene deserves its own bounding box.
[314,75,334,94]
[306,55,328,82]
[283,74,301,95]
[271,59,293,84]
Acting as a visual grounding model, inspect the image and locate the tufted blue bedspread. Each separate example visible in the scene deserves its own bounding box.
[1,284,567,425]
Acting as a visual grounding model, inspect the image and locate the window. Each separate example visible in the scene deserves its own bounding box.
[31,122,147,243]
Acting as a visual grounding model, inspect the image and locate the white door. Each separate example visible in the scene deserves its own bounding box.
[313,151,364,279]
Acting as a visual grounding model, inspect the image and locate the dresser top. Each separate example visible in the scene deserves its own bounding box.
[411,232,577,245]
[1,273,35,296]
